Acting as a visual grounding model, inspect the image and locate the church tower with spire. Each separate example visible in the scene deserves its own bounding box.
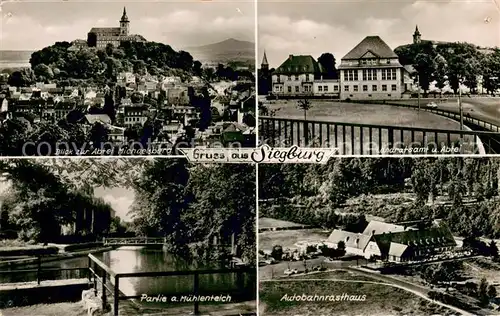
[120,7,130,36]
[413,25,421,44]
[261,51,269,72]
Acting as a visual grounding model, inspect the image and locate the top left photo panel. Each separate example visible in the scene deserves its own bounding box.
[0,0,256,157]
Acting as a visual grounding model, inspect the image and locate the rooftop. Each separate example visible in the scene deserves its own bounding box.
[342,36,399,60]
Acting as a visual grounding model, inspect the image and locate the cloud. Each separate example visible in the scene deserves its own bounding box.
[95,188,135,222]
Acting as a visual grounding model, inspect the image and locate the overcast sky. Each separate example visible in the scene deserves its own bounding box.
[258,0,500,67]
[0,0,255,51]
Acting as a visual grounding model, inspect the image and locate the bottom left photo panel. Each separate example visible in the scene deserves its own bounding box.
[0,158,257,316]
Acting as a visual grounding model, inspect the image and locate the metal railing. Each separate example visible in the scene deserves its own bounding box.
[102,237,167,246]
[259,116,500,154]
[369,100,500,133]
[87,254,256,316]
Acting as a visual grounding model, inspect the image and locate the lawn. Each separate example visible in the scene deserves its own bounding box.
[259,276,455,316]
[258,228,330,252]
[261,101,479,154]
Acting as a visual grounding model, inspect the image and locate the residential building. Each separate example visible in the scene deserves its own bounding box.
[166,86,190,105]
[338,36,408,100]
[117,72,136,86]
[326,220,457,262]
[123,103,150,127]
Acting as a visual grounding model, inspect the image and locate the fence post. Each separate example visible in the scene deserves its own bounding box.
[193,272,200,315]
[36,256,41,285]
[101,269,107,311]
[88,256,91,283]
[114,276,119,316]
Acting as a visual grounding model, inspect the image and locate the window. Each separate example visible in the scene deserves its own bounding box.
[362,60,367,65]
[295,86,299,92]
[388,94,391,97]
[287,75,292,81]
[324,85,328,92]
[288,86,292,92]
[344,85,349,92]
[391,84,397,91]
[353,85,359,92]
[382,85,387,91]
[363,85,368,91]
[372,85,377,91]
[386,60,391,64]
[334,85,339,91]
[295,75,299,81]
[306,74,310,82]
[362,69,377,81]
[368,94,372,97]
[318,86,323,92]
[346,70,358,81]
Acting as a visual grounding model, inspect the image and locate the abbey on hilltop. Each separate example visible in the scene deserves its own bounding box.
[87,7,146,48]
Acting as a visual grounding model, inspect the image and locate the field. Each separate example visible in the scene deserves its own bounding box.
[265,100,462,129]
[259,271,455,316]
[259,228,330,252]
[261,101,479,154]
[259,217,311,230]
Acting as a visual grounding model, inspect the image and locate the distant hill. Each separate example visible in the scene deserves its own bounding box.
[185,38,255,65]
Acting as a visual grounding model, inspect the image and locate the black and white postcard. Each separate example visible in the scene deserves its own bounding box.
[258,157,500,316]
[257,0,500,155]
[0,158,256,316]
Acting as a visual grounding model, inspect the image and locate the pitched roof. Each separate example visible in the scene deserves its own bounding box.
[373,225,456,257]
[342,36,399,60]
[83,114,111,125]
[327,229,371,251]
[362,220,416,236]
[89,27,121,35]
[274,55,323,75]
[388,242,409,257]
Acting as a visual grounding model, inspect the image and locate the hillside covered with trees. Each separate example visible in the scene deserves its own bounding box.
[259,158,500,239]
[7,41,201,87]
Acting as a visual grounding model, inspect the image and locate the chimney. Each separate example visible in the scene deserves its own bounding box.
[289,54,293,60]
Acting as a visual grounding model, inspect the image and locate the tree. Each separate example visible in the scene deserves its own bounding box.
[33,63,54,81]
[271,245,283,261]
[193,60,203,76]
[479,277,489,306]
[490,240,499,258]
[487,284,497,299]
[297,98,312,121]
[8,69,36,87]
[414,53,435,94]
[317,53,338,79]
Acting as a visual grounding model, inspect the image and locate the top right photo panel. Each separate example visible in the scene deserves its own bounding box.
[257,0,500,156]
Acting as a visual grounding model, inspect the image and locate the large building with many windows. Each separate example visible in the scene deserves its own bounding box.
[338,36,410,100]
[266,35,415,100]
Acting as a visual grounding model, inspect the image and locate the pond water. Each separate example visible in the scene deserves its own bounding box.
[1,246,256,302]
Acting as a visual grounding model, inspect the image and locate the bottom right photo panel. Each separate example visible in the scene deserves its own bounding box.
[258,158,500,316]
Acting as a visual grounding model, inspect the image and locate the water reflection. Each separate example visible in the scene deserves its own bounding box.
[1,247,255,302]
